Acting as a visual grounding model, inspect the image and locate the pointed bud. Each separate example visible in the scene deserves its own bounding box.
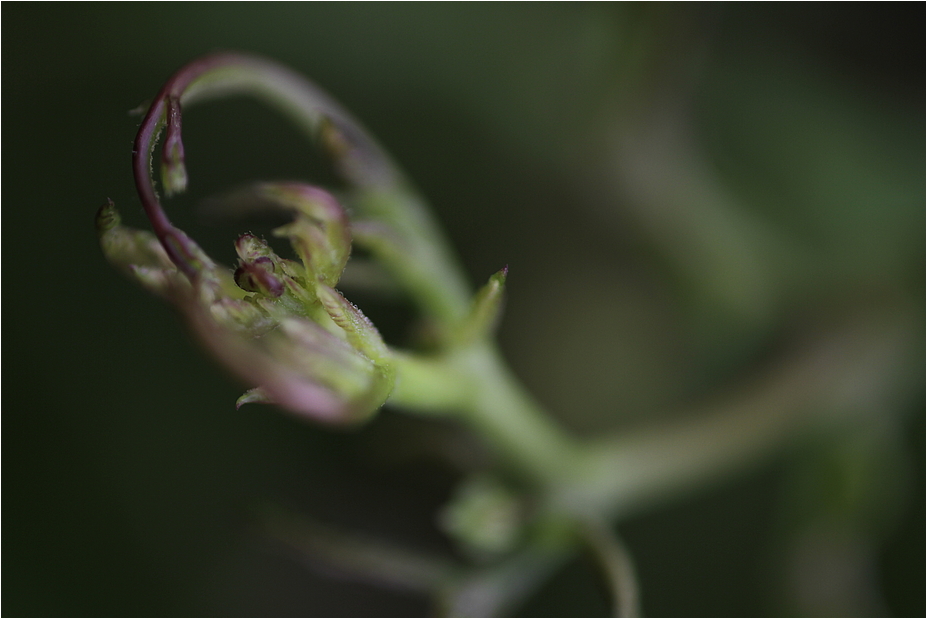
[264,183,351,286]
[438,475,523,558]
[160,96,188,196]
[234,233,276,263]
[452,266,508,346]
[236,387,272,409]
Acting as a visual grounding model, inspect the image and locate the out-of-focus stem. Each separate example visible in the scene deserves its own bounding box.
[556,309,912,520]
[580,518,641,618]
[456,344,584,483]
[396,307,910,517]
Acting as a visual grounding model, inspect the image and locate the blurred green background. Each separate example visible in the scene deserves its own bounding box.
[4,4,923,616]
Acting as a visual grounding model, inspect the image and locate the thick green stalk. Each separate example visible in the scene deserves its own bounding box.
[391,343,582,484]
[452,344,583,483]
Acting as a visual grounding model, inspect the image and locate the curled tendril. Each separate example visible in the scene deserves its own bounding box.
[132,52,397,278]
[131,52,471,330]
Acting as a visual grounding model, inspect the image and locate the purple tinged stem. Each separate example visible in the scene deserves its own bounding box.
[132,59,209,278]
[132,53,399,281]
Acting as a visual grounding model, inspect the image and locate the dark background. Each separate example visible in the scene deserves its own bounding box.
[4,4,923,616]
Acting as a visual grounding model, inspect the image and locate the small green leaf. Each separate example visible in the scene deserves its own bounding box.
[452,266,508,347]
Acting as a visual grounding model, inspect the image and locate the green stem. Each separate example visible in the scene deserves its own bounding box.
[457,344,584,483]
[579,518,641,618]
[558,309,911,520]
[392,343,582,484]
[394,307,909,525]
